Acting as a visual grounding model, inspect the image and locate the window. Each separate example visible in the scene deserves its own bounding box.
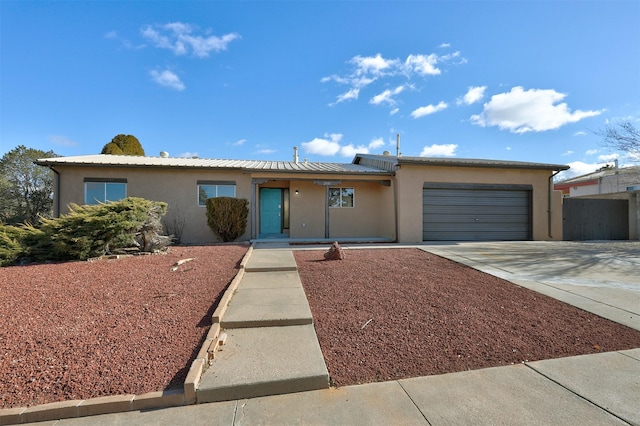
[197,181,236,206]
[84,179,127,205]
[329,187,354,208]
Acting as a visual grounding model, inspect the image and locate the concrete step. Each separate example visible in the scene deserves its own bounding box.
[221,271,313,328]
[197,325,330,403]
[244,249,297,272]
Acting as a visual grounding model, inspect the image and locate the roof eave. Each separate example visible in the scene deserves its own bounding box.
[396,158,570,171]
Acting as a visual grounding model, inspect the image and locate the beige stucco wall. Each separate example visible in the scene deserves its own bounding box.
[253,175,395,239]
[54,165,253,244]
[327,181,395,239]
[395,164,563,243]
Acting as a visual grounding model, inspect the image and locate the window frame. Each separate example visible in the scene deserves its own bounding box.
[197,180,237,206]
[84,178,127,205]
[328,187,355,208]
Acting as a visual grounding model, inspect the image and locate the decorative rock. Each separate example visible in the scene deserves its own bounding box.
[324,241,346,260]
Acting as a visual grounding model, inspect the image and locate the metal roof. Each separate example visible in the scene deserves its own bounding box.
[556,165,640,184]
[34,154,391,175]
[354,154,570,171]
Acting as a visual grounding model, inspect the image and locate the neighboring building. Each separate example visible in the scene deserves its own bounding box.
[554,164,640,240]
[35,152,568,244]
[554,164,640,198]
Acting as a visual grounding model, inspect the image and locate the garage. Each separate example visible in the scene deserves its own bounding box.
[423,183,532,241]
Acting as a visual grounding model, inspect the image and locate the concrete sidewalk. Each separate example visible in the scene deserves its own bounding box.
[18,241,640,425]
[26,348,640,425]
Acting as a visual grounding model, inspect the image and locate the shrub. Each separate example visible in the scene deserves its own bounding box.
[0,225,29,266]
[0,197,170,266]
[206,197,249,242]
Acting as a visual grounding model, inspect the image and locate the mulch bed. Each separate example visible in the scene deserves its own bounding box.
[294,248,640,387]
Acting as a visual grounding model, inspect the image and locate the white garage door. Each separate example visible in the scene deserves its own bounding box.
[423,183,532,241]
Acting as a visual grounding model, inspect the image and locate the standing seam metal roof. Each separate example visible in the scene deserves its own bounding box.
[34,154,391,174]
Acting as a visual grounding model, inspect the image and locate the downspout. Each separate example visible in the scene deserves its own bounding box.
[49,166,60,217]
[548,170,562,239]
[393,175,399,243]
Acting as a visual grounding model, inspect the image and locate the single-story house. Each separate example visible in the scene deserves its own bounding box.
[35,152,569,244]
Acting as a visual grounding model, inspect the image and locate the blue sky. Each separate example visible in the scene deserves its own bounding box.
[1,1,638,179]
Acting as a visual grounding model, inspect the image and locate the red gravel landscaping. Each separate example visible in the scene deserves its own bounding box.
[0,244,248,409]
[294,248,640,387]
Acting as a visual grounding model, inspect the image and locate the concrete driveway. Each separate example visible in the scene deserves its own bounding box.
[420,241,640,331]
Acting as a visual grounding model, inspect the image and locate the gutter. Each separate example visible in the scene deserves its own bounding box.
[548,169,562,238]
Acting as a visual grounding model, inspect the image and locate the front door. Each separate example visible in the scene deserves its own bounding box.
[260,188,282,235]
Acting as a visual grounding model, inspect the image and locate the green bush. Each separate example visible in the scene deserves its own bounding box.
[206,197,249,242]
[0,225,29,266]
[0,197,169,266]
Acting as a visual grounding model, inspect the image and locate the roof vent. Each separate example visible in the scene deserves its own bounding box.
[159,151,169,158]
[383,150,391,156]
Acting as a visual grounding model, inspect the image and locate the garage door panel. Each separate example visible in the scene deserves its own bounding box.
[423,214,530,223]
[424,205,530,215]
[423,185,531,241]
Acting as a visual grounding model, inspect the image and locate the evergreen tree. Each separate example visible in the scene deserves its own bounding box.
[101,134,145,156]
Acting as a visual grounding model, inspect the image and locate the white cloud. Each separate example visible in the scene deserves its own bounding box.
[556,161,607,180]
[351,53,399,76]
[370,85,405,106]
[562,150,574,156]
[150,69,185,91]
[585,149,599,155]
[301,133,343,156]
[438,43,451,48]
[339,144,369,157]
[255,149,276,155]
[141,22,240,57]
[179,151,199,158]
[232,139,246,146]
[470,86,603,133]
[301,134,387,157]
[598,153,619,162]
[334,88,360,104]
[368,137,386,149]
[405,54,440,75]
[411,101,448,118]
[390,108,399,115]
[573,131,587,136]
[457,86,486,105]
[322,51,464,105]
[49,135,78,147]
[105,30,143,50]
[420,143,458,157]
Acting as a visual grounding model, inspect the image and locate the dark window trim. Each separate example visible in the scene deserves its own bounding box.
[197,180,236,186]
[84,178,127,183]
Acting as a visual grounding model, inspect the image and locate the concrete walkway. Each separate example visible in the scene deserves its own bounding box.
[21,241,640,425]
[196,243,330,403]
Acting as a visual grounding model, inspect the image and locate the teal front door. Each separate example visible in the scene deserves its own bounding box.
[260,188,282,235]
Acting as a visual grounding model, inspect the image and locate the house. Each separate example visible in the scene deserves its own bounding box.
[35,152,569,244]
[554,164,640,240]
[554,164,640,198]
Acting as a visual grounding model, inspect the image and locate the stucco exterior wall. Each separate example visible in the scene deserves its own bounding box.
[253,177,394,239]
[395,164,563,243]
[327,181,395,239]
[53,165,253,243]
